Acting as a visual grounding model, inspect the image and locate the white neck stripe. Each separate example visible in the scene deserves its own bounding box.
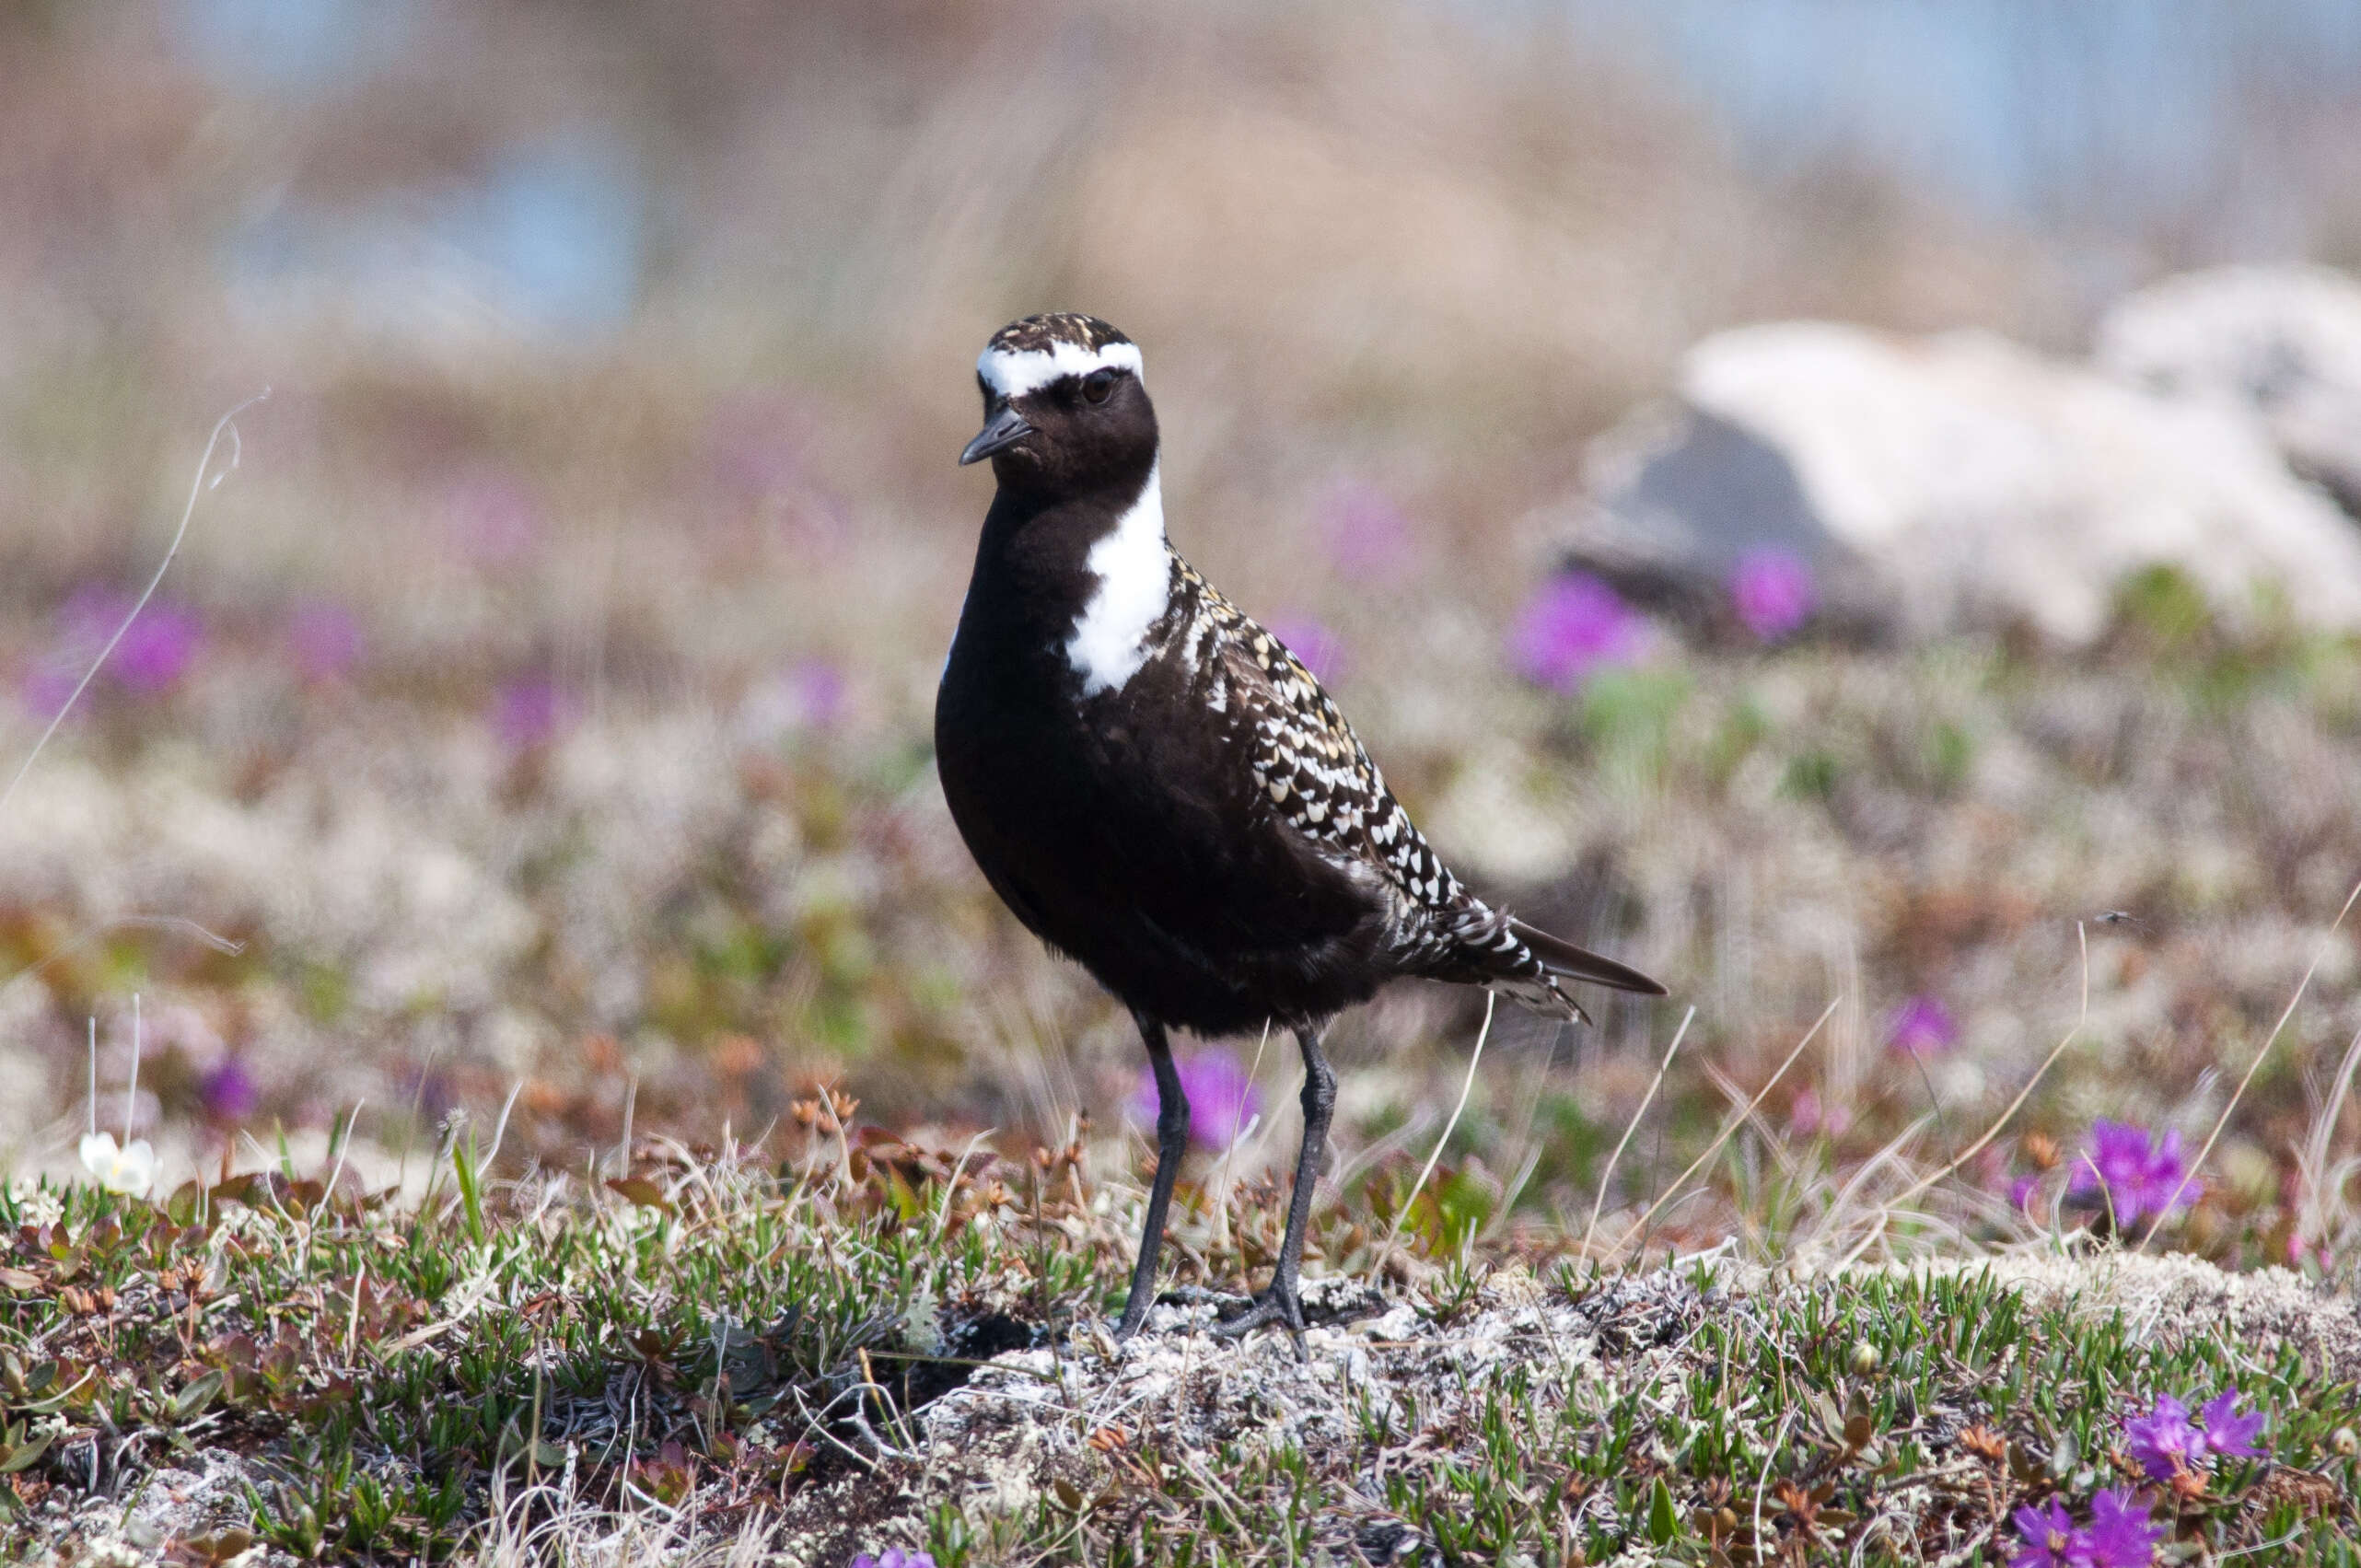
[1064,459,1169,697]
[979,340,1146,400]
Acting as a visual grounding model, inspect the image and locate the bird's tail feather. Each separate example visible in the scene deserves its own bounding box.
[1507,919,1667,997]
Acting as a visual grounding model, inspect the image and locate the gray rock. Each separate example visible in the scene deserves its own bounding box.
[1568,320,2361,645]
[2097,263,2361,518]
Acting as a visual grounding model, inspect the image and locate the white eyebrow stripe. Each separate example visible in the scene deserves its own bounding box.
[977,339,1146,399]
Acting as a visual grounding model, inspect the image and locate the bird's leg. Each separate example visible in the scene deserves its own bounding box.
[1113,1016,1191,1341]
[1215,1023,1333,1357]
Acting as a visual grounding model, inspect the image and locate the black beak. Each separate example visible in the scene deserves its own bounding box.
[960,402,1032,466]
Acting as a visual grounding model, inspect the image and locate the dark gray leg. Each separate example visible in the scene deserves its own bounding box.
[1113,1016,1191,1340]
[1215,1022,1334,1357]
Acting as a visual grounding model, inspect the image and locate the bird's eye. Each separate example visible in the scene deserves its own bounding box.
[1081,368,1119,405]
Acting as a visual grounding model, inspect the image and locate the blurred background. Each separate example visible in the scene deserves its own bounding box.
[7,0,2361,1266]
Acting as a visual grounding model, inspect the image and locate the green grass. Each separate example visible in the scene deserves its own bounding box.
[5,1129,2356,1566]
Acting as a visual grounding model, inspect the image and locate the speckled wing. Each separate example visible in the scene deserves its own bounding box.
[1180,568,1666,1015]
[1177,570,1639,1018]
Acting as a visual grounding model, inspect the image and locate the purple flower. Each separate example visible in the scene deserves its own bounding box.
[444,468,542,565]
[18,659,80,722]
[1319,482,1416,583]
[2066,1121,2193,1227]
[1264,616,1345,682]
[2008,1497,2081,1568]
[1729,549,1816,642]
[2198,1389,2265,1462]
[1510,572,1644,692]
[61,584,136,645]
[2126,1394,2199,1481]
[709,392,813,499]
[288,602,362,680]
[115,603,205,691]
[790,659,846,729]
[2081,1488,2161,1568]
[1887,995,1959,1061]
[492,676,564,750]
[848,1551,935,1568]
[2009,1174,2041,1214]
[1788,1086,1853,1140]
[1131,1047,1262,1150]
[203,1059,260,1122]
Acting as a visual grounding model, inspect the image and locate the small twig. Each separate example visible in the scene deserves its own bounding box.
[1582,1007,1694,1259]
[1372,991,1495,1279]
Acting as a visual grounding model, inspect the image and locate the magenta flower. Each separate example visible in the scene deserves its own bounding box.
[848,1550,935,1568]
[2009,1174,2041,1214]
[2131,1388,2265,1481]
[492,676,564,750]
[60,584,135,645]
[1319,482,1416,583]
[2197,1389,2265,1461]
[1131,1047,1261,1150]
[203,1059,260,1122]
[708,391,814,499]
[1788,1086,1851,1141]
[288,602,362,680]
[2066,1121,2193,1227]
[111,604,204,692]
[444,468,542,565]
[790,659,846,729]
[1265,616,1345,682]
[1510,572,1644,692]
[2008,1497,2080,1568]
[2126,1394,2199,1481]
[18,660,79,721]
[1729,549,1816,642]
[1887,995,1959,1060]
[2081,1489,2160,1568]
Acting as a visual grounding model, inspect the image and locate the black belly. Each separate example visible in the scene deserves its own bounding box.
[936,658,1388,1035]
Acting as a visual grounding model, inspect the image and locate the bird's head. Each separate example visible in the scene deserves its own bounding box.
[961,313,1157,495]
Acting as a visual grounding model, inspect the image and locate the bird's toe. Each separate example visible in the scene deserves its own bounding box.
[1212,1283,1309,1358]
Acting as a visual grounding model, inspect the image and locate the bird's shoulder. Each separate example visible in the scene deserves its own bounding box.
[1174,564,1470,916]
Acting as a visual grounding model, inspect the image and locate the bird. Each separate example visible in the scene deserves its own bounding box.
[935,312,1666,1347]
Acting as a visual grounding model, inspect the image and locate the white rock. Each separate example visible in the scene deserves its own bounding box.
[1576,320,2361,645]
[2097,263,2361,517]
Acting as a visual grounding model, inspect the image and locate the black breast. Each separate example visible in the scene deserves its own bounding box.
[936,540,1393,1034]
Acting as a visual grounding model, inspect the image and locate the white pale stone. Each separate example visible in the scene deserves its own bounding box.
[1577,318,2361,645]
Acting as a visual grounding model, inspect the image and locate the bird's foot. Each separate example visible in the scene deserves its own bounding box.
[1213,1279,1308,1360]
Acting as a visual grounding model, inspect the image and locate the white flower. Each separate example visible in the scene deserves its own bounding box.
[7,1183,64,1227]
[78,1132,156,1197]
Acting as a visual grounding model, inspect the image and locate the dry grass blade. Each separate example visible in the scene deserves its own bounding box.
[1610,997,1837,1261]
[1372,991,1495,1279]
[2138,872,2361,1252]
[0,391,265,821]
[1841,919,2096,1253]
[2295,1023,2361,1256]
[1581,1005,1695,1259]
